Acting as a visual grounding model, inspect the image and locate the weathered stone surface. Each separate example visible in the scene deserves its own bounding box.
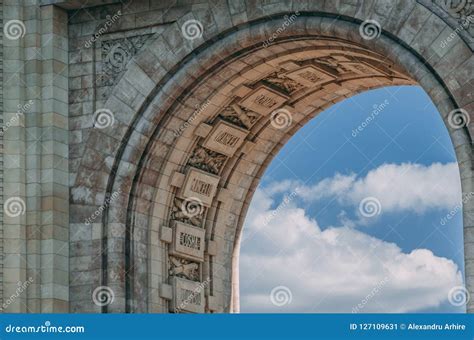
[1,0,472,315]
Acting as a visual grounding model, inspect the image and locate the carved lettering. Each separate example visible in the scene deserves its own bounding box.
[170,221,206,262]
[239,86,288,115]
[171,277,205,313]
[180,232,202,250]
[202,120,249,157]
[180,288,202,305]
[181,168,220,206]
[214,131,240,147]
[254,94,278,108]
[298,70,322,83]
[285,65,336,87]
[190,178,213,197]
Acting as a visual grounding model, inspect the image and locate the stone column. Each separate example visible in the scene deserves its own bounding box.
[2,0,28,312]
[1,1,69,312]
[38,4,69,313]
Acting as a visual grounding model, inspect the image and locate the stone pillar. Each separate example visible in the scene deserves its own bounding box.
[1,1,68,312]
[38,4,69,313]
[2,0,28,313]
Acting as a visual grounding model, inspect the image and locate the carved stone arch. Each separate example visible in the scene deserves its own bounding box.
[69,2,473,314]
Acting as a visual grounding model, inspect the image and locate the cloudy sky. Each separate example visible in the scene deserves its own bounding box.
[239,86,465,313]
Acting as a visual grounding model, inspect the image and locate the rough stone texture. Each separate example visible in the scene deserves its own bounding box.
[0,0,3,306]
[0,0,472,313]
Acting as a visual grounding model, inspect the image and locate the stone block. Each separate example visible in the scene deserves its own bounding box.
[159,283,173,300]
[160,225,173,244]
[194,123,213,138]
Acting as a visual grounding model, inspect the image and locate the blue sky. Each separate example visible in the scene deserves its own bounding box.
[239,85,465,313]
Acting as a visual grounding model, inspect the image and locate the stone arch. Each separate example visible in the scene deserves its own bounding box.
[69,1,473,313]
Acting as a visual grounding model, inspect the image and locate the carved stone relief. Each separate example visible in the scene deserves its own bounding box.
[100,34,153,87]
[171,197,204,227]
[219,104,260,130]
[169,256,200,281]
[263,71,306,94]
[187,146,227,175]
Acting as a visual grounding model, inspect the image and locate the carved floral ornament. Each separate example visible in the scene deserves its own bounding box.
[100,34,153,87]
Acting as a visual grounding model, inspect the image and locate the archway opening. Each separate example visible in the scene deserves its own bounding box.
[73,11,471,314]
[238,85,464,313]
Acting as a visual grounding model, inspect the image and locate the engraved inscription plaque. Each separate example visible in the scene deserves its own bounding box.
[169,220,205,262]
[285,65,336,87]
[342,62,386,76]
[239,85,288,115]
[171,276,205,313]
[180,167,220,206]
[202,120,249,156]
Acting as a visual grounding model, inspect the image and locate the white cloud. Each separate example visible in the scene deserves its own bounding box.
[239,185,464,313]
[288,162,461,217]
